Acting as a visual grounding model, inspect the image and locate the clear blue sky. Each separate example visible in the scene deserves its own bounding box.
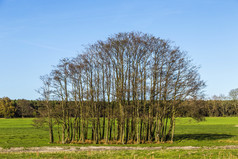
[0,0,237,100]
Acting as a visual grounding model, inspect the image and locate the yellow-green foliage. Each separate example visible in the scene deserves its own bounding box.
[0,97,15,118]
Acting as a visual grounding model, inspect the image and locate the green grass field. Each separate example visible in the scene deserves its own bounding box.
[1,117,238,148]
[1,149,238,159]
[1,117,238,158]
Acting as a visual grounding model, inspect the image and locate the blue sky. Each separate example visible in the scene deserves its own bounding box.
[0,0,237,100]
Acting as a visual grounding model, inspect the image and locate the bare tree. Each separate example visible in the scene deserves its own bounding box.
[37,75,54,143]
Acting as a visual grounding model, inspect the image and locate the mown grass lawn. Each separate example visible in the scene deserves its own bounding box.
[0,117,238,148]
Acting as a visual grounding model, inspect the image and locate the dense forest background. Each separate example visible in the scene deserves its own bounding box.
[1,97,238,119]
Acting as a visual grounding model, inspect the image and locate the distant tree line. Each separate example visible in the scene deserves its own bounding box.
[0,97,38,118]
[1,98,238,118]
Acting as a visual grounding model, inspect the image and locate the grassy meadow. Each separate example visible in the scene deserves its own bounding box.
[1,117,238,148]
[1,149,238,159]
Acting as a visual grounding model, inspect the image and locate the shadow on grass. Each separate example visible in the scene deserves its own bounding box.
[174,134,234,141]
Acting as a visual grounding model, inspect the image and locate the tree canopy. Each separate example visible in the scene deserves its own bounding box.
[39,32,205,144]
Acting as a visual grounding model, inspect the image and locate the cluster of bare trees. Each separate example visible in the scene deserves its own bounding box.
[38,32,205,144]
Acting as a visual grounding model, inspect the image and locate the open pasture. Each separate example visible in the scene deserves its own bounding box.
[1,117,238,148]
[1,117,238,158]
